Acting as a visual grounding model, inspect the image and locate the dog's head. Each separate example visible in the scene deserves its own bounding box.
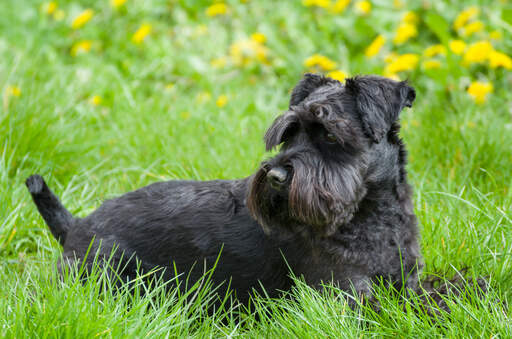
[247,73,416,237]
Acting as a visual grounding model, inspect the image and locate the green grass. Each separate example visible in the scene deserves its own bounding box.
[1,0,512,337]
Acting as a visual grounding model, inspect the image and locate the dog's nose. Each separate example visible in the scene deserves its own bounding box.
[267,167,288,188]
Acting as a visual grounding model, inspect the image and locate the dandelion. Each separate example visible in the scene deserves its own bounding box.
[304,54,337,71]
[110,0,127,8]
[329,0,350,13]
[449,40,466,55]
[489,50,512,69]
[216,94,228,108]
[196,91,211,103]
[393,0,404,9]
[71,9,93,29]
[303,0,331,8]
[70,40,92,56]
[132,24,152,44]
[384,53,419,74]
[89,95,102,106]
[461,20,484,37]
[467,81,493,104]
[180,111,190,120]
[365,35,386,58]
[326,70,348,82]
[165,83,174,90]
[489,30,502,40]
[42,1,57,15]
[453,6,479,30]
[211,56,228,68]
[53,9,65,21]
[422,60,442,70]
[423,44,446,57]
[385,73,401,81]
[463,40,492,64]
[384,52,398,63]
[229,38,269,66]
[251,32,266,44]
[5,85,21,97]
[206,3,228,17]
[194,25,208,37]
[393,22,417,45]
[402,11,419,24]
[355,0,371,15]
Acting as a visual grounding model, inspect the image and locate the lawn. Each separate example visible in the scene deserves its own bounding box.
[1,0,512,337]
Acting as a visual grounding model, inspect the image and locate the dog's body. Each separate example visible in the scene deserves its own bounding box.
[27,74,422,305]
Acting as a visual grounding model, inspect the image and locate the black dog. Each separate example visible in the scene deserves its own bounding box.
[26,74,420,306]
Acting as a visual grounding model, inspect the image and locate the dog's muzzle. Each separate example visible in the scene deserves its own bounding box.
[266,166,288,190]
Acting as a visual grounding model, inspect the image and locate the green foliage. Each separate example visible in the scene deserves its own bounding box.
[0,0,511,336]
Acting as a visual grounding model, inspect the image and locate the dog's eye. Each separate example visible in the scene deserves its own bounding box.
[325,132,337,144]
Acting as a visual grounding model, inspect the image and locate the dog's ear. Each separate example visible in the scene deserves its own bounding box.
[346,76,416,143]
[289,73,339,108]
[264,112,299,151]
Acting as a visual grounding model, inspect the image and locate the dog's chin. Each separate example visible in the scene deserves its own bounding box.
[247,170,291,235]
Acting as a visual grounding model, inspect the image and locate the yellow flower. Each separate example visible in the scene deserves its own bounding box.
[402,11,419,24]
[165,83,174,90]
[6,85,21,97]
[384,52,398,63]
[180,111,190,120]
[53,9,65,21]
[329,0,350,13]
[467,81,493,104]
[132,24,152,44]
[365,35,386,58]
[489,30,502,40]
[229,38,269,66]
[463,40,493,64]
[449,40,466,55]
[111,0,127,8]
[393,22,417,45]
[216,94,228,108]
[422,60,442,70]
[303,0,331,8]
[393,0,404,9]
[385,53,419,74]
[206,3,228,17]
[489,50,512,69]
[71,9,94,29]
[70,40,92,56]
[89,95,102,106]
[251,32,266,44]
[461,20,484,37]
[211,56,228,68]
[385,73,401,81]
[304,54,337,71]
[453,6,479,30]
[327,70,348,82]
[43,1,57,15]
[196,91,212,103]
[355,0,371,15]
[423,44,446,57]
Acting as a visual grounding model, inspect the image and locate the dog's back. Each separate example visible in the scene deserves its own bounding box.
[27,174,294,303]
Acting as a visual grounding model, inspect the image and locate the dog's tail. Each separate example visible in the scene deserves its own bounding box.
[25,174,75,246]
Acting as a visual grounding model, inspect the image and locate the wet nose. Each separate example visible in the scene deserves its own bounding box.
[267,167,288,188]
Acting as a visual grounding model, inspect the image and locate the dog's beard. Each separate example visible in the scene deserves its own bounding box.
[247,156,368,237]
